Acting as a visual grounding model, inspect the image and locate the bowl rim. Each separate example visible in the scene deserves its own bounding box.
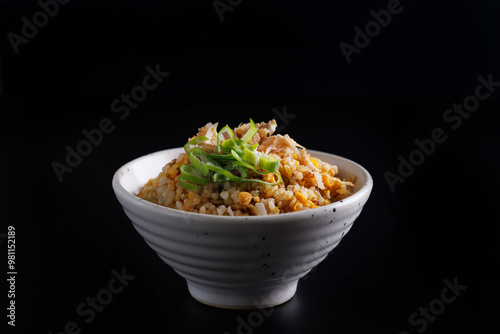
[112,147,373,222]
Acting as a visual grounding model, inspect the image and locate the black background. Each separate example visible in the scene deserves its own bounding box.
[1,0,499,333]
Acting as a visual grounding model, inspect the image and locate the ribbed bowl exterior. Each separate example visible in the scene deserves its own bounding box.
[113,148,373,308]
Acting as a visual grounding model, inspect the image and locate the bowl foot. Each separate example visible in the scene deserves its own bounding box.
[186,280,298,309]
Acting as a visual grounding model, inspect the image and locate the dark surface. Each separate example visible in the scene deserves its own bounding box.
[2,0,499,333]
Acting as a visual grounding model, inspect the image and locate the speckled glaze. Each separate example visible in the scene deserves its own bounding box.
[112,148,373,309]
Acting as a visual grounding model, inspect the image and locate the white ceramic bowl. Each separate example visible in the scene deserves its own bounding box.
[112,148,373,309]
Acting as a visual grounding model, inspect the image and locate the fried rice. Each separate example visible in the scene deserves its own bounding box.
[136,120,354,216]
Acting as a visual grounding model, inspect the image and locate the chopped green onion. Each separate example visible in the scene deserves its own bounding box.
[178,176,200,191]
[189,147,212,176]
[222,138,257,156]
[208,153,234,161]
[184,136,208,154]
[221,139,234,148]
[178,119,283,191]
[207,165,243,182]
[212,172,228,183]
[242,148,280,172]
[217,126,236,154]
[246,142,259,151]
[233,164,248,178]
[241,118,257,143]
[179,164,210,185]
[190,147,242,181]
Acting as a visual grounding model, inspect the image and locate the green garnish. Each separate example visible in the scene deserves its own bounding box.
[179,164,210,185]
[178,119,282,190]
[184,136,209,154]
[242,148,280,172]
[240,118,257,143]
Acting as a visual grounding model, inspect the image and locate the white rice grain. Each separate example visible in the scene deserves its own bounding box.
[255,202,267,216]
[220,191,229,200]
